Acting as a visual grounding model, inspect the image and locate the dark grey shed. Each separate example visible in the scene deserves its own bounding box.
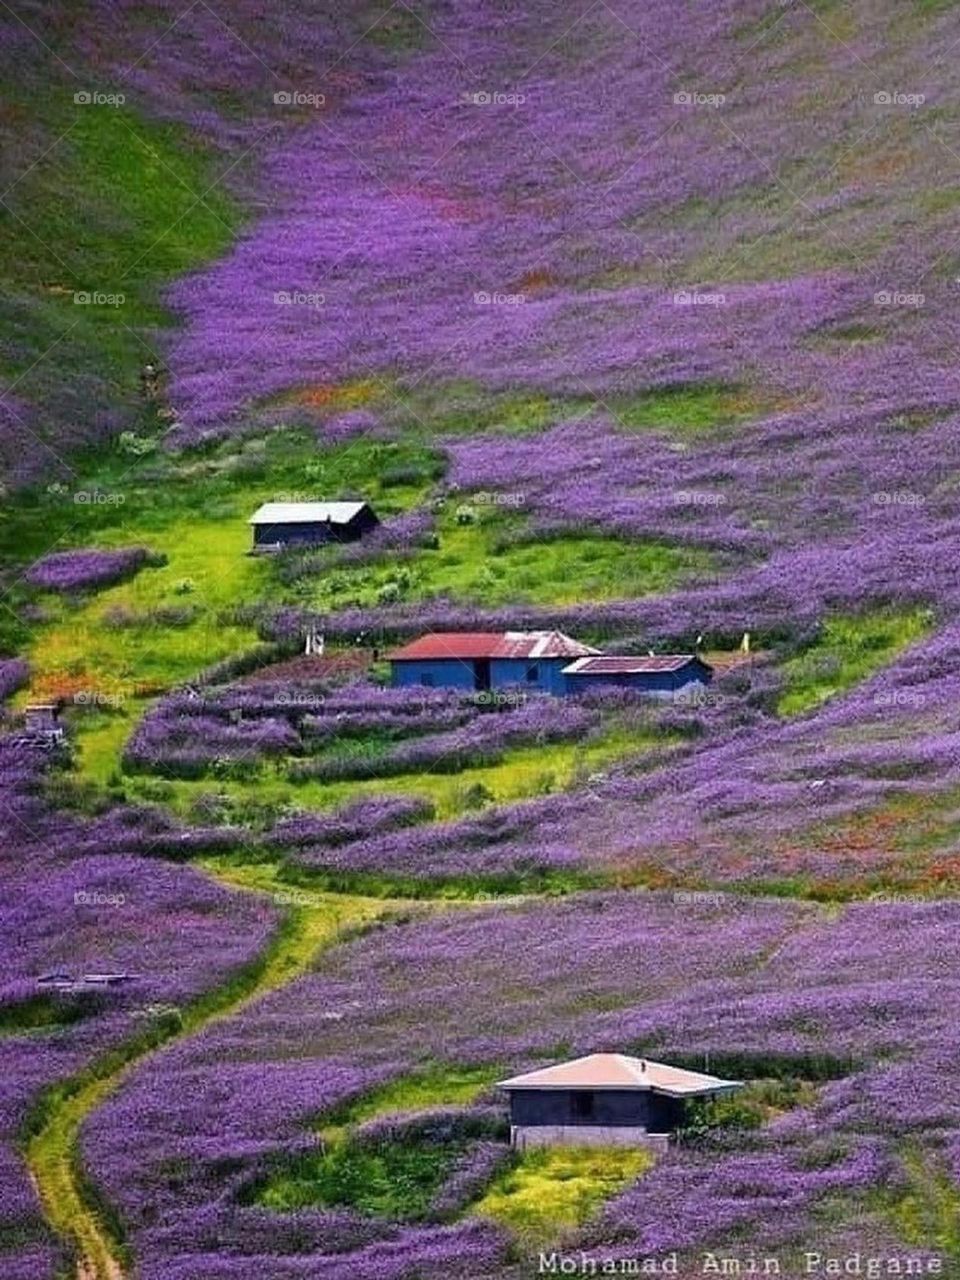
[249,501,379,550]
[498,1053,741,1149]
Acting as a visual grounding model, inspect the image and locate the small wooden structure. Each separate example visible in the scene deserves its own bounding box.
[498,1053,741,1149]
[23,704,64,742]
[36,971,132,992]
[249,501,379,551]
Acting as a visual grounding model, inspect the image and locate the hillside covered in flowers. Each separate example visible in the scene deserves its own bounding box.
[2,1,960,1278]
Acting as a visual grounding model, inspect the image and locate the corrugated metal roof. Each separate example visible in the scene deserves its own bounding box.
[497,1053,741,1097]
[563,655,708,676]
[388,631,602,661]
[249,502,370,525]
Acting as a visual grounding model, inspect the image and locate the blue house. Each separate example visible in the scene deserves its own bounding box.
[388,631,602,694]
[562,654,713,697]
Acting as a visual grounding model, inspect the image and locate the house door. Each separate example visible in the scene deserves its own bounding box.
[473,659,492,691]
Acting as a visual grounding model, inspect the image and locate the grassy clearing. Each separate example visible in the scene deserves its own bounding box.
[777,610,932,717]
[0,994,85,1036]
[305,502,708,611]
[114,723,654,825]
[473,1145,654,1246]
[608,384,771,434]
[254,1136,464,1219]
[345,377,774,439]
[13,431,439,695]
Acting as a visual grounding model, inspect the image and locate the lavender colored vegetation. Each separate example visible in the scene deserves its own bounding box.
[80,891,960,1275]
[25,547,157,595]
[7,0,960,1275]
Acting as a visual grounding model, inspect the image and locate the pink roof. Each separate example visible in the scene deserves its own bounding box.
[498,1053,740,1096]
[563,655,709,676]
[388,631,601,661]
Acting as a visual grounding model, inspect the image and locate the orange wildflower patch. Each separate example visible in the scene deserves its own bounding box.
[293,379,380,410]
[515,268,555,292]
[30,672,116,703]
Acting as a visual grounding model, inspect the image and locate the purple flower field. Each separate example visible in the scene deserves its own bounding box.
[0,743,278,1279]
[76,890,960,1276]
[6,0,960,1276]
[124,678,609,783]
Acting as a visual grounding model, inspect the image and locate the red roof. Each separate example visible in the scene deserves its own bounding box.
[563,655,709,676]
[388,631,601,661]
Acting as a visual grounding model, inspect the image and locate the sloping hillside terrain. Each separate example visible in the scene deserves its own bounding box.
[3,1,960,1278]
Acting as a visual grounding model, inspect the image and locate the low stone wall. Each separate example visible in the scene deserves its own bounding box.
[510,1125,670,1152]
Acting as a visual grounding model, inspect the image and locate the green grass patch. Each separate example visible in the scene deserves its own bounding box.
[890,1147,960,1263]
[393,381,591,436]
[778,609,932,717]
[0,994,88,1036]
[0,84,240,475]
[13,430,440,698]
[115,723,655,825]
[304,503,707,611]
[320,1064,500,1146]
[275,860,611,901]
[384,379,768,439]
[608,383,767,434]
[474,1145,654,1246]
[254,1136,464,1219]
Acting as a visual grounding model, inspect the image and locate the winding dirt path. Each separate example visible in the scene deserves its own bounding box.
[25,860,421,1280]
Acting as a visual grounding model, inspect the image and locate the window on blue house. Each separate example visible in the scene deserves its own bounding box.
[422,674,434,687]
[525,663,540,683]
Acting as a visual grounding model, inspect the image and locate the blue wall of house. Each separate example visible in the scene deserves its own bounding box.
[391,658,477,690]
[391,656,571,693]
[491,657,570,694]
[564,662,713,697]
